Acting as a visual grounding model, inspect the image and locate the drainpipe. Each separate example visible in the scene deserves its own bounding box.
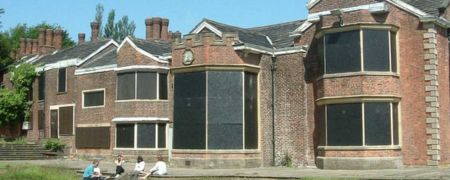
[271,52,277,166]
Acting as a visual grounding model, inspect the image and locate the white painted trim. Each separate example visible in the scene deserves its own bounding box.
[265,36,273,46]
[82,88,106,109]
[233,45,305,56]
[76,39,119,66]
[35,58,79,72]
[114,65,169,72]
[77,123,110,127]
[291,21,314,36]
[307,0,321,10]
[74,64,117,75]
[49,104,76,137]
[387,0,428,17]
[116,37,169,64]
[192,21,223,37]
[274,48,306,56]
[307,2,388,22]
[112,117,170,122]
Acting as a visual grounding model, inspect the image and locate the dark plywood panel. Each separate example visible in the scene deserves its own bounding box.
[173,72,206,149]
[58,68,66,92]
[327,103,362,146]
[38,72,45,100]
[158,124,166,148]
[363,30,390,71]
[116,124,134,148]
[59,106,73,136]
[393,103,399,145]
[245,72,258,149]
[137,123,156,148]
[38,110,45,130]
[159,73,168,100]
[325,30,361,74]
[137,72,157,99]
[117,72,135,100]
[76,127,110,149]
[365,102,391,145]
[391,32,397,72]
[84,91,104,107]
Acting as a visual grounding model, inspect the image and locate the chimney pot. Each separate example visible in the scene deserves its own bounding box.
[152,17,162,40]
[45,29,53,46]
[161,18,169,41]
[53,29,63,50]
[145,18,153,41]
[91,22,100,42]
[78,33,86,44]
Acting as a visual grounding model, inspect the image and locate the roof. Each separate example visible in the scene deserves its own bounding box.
[79,48,117,69]
[198,19,274,48]
[401,0,449,17]
[249,20,305,49]
[130,38,172,57]
[33,40,111,65]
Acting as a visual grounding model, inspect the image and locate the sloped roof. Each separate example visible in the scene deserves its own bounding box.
[401,0,449,17]
[198,19,273,48]
[130,38,172,57]
[33,40,111,65]
[249,20,305,48]
[79,48,116,69]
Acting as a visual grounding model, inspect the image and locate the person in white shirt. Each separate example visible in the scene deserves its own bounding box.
[114,154,125,178]
[150,156,168,175]
[130,155,145,180]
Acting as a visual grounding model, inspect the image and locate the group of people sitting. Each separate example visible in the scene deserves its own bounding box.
[82,154,168,180]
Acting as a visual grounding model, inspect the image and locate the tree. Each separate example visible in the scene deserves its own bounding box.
[94,4,135,42]
[114,16,135,41]
[95,4,104,38]
[0,63,37,126]
[0,32,12,70]
[0,8,4,29]
[104,10,115,39]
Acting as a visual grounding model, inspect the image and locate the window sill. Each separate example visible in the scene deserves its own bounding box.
[317,72,399,81]
[113,148,168,151]
[82,105,105,109]
[318,145,401,151]
[171,149,261,154]
[56,92,67,95]
[115,99,169,103]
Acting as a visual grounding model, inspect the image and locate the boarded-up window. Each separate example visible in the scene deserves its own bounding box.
[325,30,361,74]
[58,106,73,136]
[116,124,134,148]
[58,68,66,93]
[365,102,390,145]
[245,72,258,149]
[38,72,45,100]
[159,73,168,100]
[391,32,397,72]
[137,123,155,148]
[158,124,166,148]
[38,110,45,130]
[327,103,362,146]
[84,90,104,107]
[117,72,135,100]
[76,127,110,149]
[136,72,157,99]
[363,30,389,71]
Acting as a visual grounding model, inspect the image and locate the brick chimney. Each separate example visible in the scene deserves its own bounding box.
[53,29,63,50]
[161,18,169,41]
[152,17,162,40]
[45,29,53,46]
[32,39,38,54]
[91,22,99,42]
[19,38,26,57]
[172,31,182,40]
[145,18,153,41]
[78,33,85,44]
[38,28,45,48]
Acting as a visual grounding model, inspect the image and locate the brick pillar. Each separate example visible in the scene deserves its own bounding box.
[161,18,169,41]
[78,33,85,44]
[53,29,63,50]
[19,38,26,57]
[32,39,38,54]
[145,18,153,41]
[91,22,99,42]
[152,17,162,40]
[423,23,440,166]
[26,38,32,55]
[38,28,45,47]
[45,29,53,46]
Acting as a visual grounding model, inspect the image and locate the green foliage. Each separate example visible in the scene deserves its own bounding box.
[0,8,4,29]
[95,3,104,38]
[0,136,27,144]
[6,23,75,50]
[0,32,12,70]
[44,138,66,152]
[114,15,136,41]
[95,3,135,41]
[0,165,78,180]
[281,153,293,167]
[104,10,115,39]
[0,64,37,126]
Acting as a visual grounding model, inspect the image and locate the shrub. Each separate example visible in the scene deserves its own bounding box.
[44,139,65,152]
[281,154,293,167]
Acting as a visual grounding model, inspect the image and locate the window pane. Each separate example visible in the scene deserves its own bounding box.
[391,32,397,72]
[158,124,166,148]
[393,103,399,145]
[38,110,45,130]
[173,72,206,149]
[363,30,390,71]
[365,102,391,145]
[207,71,243,149]
[58,68,66,92]
[325,30,361,74]
[137,123,155,148]
[58,106,73,135]
[38,72,45,100]
[327,103,362,146]
[116,124,134,148]
[137,72,157,99]
[245,72,258,149]
[159,73,168,100]
[84,91,104,107]
[50,110,57,138]
[76,127,110,149]
[117,72,135,100]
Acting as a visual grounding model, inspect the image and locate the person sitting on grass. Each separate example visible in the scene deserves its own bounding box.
[130,155,145,180]
[83,159,99,180]
[149,156,167,175]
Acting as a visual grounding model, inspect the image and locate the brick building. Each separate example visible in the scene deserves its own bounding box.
[3,0,450,169]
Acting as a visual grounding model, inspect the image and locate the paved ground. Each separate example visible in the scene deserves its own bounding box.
[1,159,450,179]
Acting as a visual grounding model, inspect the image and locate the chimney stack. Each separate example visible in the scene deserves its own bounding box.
[91,22,99,42]
[78,33,85,44]
[172,31,182,40]
[45,29,53,46]
[32,39,38,54]
[152,17,162,40]
[145,18,153,41]
[53,29,63,50]
[161,18,169,41]
[26,39,32,55]
[19,38,26,57]
[38,28,45,48]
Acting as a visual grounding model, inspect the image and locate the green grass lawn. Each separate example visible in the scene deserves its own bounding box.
[0,164,78,180]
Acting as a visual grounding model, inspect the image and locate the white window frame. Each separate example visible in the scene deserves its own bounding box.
[116,71,168,102]
[49,104,76,138]
[114,122,168,150]
[82,88,106,109]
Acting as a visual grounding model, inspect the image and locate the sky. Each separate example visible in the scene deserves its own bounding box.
[0,0,310,42]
